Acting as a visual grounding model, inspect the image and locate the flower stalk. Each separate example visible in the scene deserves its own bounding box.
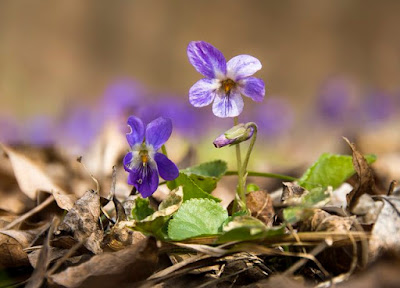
[233,117,246,211]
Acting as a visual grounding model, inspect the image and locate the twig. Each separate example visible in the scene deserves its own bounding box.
[46,240,84,277]
[2,195,55,230]
[283,239,331,277]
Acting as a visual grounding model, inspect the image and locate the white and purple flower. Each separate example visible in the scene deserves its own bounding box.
[187,41,265,118]
[123,116,179,198]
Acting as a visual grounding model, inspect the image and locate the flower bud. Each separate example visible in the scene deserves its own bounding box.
[213,123,255,148]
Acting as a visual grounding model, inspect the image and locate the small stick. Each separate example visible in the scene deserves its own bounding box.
[2,195,54,230]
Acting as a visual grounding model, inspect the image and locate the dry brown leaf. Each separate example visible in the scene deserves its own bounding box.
[246,190,275,227]
[343,137,375,212]
[105,221,146,251]
[50,237,158,288]
[369,197,400,260]
[0,144,75,211]
[57,190,103,254]
[0,226,45,268]
[301,209,354,233]
[281,182,306,204]
[0,233,30,268]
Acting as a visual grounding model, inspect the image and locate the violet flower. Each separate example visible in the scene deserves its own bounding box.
[123,116,179,198]
[187,41,265,118]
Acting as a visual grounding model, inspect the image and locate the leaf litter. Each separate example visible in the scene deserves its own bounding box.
[0,135,400,288]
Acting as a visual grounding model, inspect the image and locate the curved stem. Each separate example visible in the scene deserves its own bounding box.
[241,122,257,173]
[233,117,246,211]
[225,170,297,182]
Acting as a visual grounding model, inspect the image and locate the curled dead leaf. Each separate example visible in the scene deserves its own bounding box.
[343,138,375,213]
[57,190,103,254]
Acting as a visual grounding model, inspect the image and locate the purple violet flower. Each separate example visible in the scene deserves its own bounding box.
[123,116,179,198]
[187,41,265,118]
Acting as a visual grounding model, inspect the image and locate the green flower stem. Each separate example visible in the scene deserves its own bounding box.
[233,117,246,211]
[225,170,297,182]
[161,144,168,156]
[241,122,257,174]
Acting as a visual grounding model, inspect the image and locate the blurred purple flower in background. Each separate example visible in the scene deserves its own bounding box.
[138,95,205,139]
[0,116,22,144]
[25,116,56,146]
[316,77,358,124]
[363,90,395,123]
[100,78,144,121]
[123,116,179,198]
[247,97,293,137]
[58,106,102,151]
[187,41,265,118]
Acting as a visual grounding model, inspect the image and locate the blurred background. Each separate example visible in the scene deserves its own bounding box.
[0,0,399,171]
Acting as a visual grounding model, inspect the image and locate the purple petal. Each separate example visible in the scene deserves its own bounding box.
[154,152,179,181]
[126,116,145,147]
[187,41,226,79]
[212,89,244,118]
[128,163,159,198]
[238,77,265,102]
[145,117,172,150]
[226,55,262,81]
[123,152,134,172]
[189,78,219,107]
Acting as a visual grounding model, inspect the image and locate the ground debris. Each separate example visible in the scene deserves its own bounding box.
[49,237,158,288]
[57,189,103,254]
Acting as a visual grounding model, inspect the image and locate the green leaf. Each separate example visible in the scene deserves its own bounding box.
[246,183,260,193]
[298,153,376,191]
[131,197,155,221]
[301,187,330,206]
[180,160,227,192]
[167,173,221,202]
[168,198,228,241]
[283,206,315,224]
[134,188,183,239]
[218,216,284,243]
[182,160,228,178]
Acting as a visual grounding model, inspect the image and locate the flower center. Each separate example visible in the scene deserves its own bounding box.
[221,79,236,94]
[139,150,149,166]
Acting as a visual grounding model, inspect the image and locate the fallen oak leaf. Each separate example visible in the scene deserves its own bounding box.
[343,137,375,213]
[49,237,158,288]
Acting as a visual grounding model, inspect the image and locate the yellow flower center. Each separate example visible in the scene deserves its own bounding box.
[139,150,149,166]
[221,79,236,94]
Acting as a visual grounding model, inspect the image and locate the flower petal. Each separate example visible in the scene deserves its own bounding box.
[212,89,244,118]
[145,117,172,150]
[187,41,226,79]
[154,152,179,181]
[126,116,145,147]
[128,163,159,198]
[226,55,262,81]
[123,152,134,172]
[189,78,219,107]
[238,77,265,102]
